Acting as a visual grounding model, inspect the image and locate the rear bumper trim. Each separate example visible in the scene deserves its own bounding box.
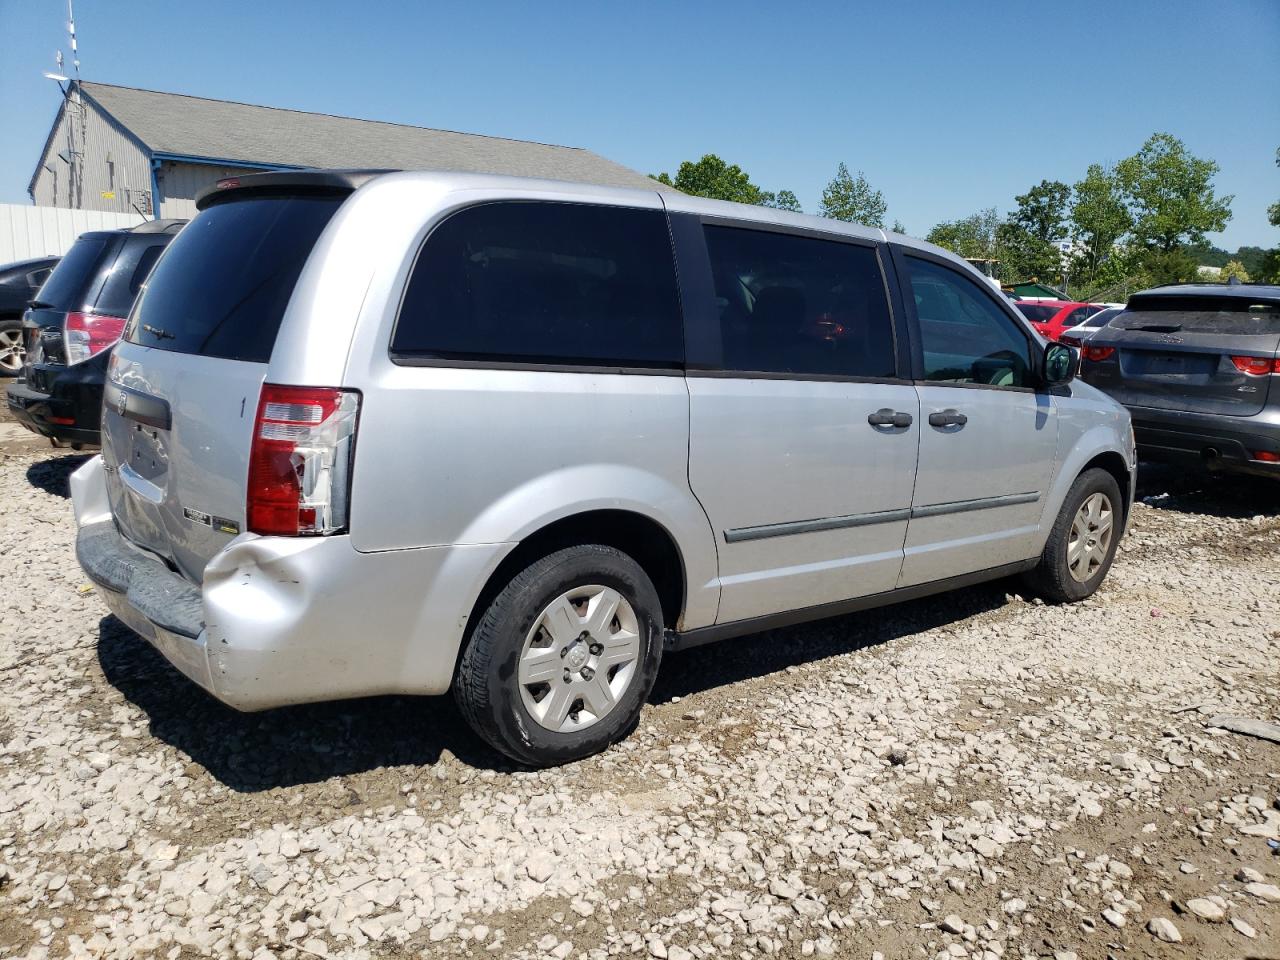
[76,520,205,639]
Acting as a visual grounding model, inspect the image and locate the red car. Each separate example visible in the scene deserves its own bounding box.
[1014,300,1102,341]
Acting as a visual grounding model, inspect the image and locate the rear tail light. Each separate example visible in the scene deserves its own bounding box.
[64,311,127,365]
[247,385,360,536]
[1082,345,1115,362]
[1252,450,1280,463]
[1060,334,1083,348]
[1230,355,1280,376]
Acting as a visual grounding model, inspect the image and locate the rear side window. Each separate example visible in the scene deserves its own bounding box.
[93,241,168,318]
[1062,306,1095,328]
[126,195,343,361]
[35,237,107,310]
[703,226,896,378]
[392,202,683,368]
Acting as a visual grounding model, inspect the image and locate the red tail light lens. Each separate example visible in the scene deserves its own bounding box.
[247,385,360,536]
[1230,355,1280,376]
[64,311,127,365]
[1253,450,1280,463]
[1082,345,1115,362]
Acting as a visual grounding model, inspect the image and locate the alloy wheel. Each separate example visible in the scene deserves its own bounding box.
[0,327,23,374]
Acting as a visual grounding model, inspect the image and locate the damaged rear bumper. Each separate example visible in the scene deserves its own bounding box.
[70,456,509,711]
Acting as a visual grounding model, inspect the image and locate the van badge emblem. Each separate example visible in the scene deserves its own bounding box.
[116,391,128,416]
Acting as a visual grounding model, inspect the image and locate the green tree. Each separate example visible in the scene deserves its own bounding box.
[1270,147,1280,228]
[764,189,802,213]
[1070,164,1132,286]
[1115,133,1233,252]
[1219,260,1251,283]
[1011,180,1071,243]
[890,219,906,234]
[818,163,887,227]
[651,154,798,211]
[926,208,1001,260]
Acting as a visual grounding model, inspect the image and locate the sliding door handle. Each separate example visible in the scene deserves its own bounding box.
[868,408,913,428]
[928,409,968,428]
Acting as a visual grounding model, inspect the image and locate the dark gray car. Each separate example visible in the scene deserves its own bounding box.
[1079,283,1280,479]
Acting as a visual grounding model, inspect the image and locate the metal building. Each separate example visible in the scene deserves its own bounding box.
[29,81,666,219]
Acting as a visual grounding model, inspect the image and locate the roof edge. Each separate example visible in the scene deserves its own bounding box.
[80,80,593,153]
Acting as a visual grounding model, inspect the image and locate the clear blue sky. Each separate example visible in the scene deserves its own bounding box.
[1,0,1277,250]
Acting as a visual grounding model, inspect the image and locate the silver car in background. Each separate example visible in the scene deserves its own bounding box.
[72,170,1136,766]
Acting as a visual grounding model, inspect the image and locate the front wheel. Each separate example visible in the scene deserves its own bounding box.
[1023,468,1123,603]
[454,544,664,767]
[0,319,24,377]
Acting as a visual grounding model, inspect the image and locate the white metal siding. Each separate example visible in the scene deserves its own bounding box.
[0,204,144,264]
[156,161,267,219]
[30,93,154,216]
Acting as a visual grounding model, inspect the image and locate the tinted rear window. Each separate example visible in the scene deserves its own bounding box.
[1113,296,1280,335]
[125,196,343,361]
[35,237,107,310]
[1014,303,1059,322]
[392,201,683,368]
[93,240,169,318]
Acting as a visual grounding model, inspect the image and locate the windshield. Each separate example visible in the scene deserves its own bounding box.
[1112,297,1280,335]
[1015,303,1060,322]
[1084,307,1122,328]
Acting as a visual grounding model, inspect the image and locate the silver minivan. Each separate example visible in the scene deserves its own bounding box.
[71,170,1136,766]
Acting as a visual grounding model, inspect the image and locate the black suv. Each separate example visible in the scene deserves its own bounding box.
[1079,283,1280,479]
[0,256,60,377]
[6,220,184,447]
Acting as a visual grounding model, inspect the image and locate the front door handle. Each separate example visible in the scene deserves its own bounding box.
[928,409,968,428]
[868,408,913,428]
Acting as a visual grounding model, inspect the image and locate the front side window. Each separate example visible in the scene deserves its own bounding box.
[906,257,1032,388]
[703,226,896,378]
[393,202,683,368]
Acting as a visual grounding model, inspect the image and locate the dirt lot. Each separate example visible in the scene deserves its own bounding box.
[1,409,1277,960]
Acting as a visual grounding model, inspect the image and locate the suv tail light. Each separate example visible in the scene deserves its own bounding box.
[247,385,360,536]
[1230,355,1280,376]
[1082,345,1115,362]
[64,311,127,365]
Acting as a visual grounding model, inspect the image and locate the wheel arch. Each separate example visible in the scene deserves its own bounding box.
[455,508,689,678]
[1080,449,1132,524]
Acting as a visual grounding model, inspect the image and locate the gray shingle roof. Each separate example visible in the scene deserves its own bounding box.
[79,82,667,192]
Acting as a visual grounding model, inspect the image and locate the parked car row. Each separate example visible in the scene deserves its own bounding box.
[0,255,60,377]
[5,220,185,448]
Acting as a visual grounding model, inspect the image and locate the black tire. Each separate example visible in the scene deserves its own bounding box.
[0,317,24,378]
[454,544,664,767]
[1023,467,1123,603]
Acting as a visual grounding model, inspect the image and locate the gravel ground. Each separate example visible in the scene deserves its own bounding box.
[1,413,1278,960]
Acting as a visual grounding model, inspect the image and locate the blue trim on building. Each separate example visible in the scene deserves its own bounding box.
[150,159,162,220]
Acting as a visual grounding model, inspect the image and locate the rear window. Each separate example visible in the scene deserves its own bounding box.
[1085,307,1122,327]
[1015,303,1060,322]
[392,201,683,368]
[1113,296,1280,335]
[93,240,169,318]
[125,195,343,362]
[35,237,107,310]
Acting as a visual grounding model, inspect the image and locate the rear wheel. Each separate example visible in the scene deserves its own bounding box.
[1023,467,1122,603]
[454,544,664,766]
[0,319,24,377]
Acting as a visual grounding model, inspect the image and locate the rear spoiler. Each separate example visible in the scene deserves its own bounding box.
[195,169,399,211]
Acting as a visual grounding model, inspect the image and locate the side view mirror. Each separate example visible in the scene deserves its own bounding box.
[1043,341,1077,386]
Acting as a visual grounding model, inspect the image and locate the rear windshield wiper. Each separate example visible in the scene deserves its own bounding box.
[142,324,175,340]
[1124,323,1183,333]
[27,299,52,310]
